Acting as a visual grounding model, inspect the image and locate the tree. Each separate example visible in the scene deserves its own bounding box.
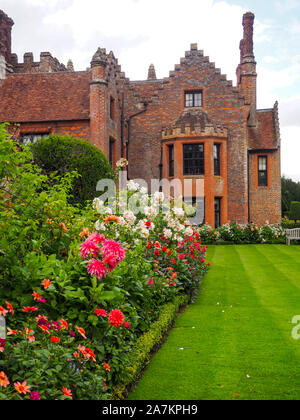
[281,176,300,217]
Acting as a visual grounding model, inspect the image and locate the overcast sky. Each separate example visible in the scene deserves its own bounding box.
[1,0,300,181]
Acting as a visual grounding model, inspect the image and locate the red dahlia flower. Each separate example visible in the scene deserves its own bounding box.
[5,301,14,314]
[108,309,124,328]
[95,309,108,317]
[22,307,39,313]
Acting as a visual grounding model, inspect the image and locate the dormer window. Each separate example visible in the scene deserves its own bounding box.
[184,90,202,108]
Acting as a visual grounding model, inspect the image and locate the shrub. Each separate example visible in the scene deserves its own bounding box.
[289,202,300,223]
[112,294,189,400]
[197,222,285,244]
[282,218,300,229]
[0,125,96,304]
[31,135,113,205]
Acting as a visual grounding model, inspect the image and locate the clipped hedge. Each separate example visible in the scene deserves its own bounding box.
[31,134,113,205]
[289,202,300,223]
[112,294,189,400]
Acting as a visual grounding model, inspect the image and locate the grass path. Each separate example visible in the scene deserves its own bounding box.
[128,245,300,400]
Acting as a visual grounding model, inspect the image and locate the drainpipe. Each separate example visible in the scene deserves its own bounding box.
[247,151,251,224]
[126,101,148,180]
[159,143,163,183]
[120,92,125,158]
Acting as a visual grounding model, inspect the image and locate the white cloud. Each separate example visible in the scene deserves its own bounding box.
[275,0,300,13]
[281,126,300,181]
[288,19,300,35]
[43,0,247,80]
[257,62,300,108]
[279,96,300,127]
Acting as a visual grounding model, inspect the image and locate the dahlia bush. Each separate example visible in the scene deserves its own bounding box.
[0,126,209,399]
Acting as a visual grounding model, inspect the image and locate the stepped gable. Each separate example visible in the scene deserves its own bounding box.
[0,71,90,123]
[248,103,279,150]
[162,108,228,139]
[165,43,244,102]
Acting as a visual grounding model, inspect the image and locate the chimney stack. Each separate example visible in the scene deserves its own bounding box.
[0,10,14,80]
[147,64,157,80]
[237,12,257,113]
[89,48,108,153]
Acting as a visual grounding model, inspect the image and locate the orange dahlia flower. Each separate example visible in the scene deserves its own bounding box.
[0,371,9,388]
[14,381,31,395]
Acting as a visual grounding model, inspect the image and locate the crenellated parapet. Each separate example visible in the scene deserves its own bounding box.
[162,109,228,140]
[11,51,67,74]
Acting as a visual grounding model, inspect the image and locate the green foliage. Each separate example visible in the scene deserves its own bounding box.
[0,124,96,305]
[112,295,189,400]
[0,311,105,400]
[281,218,300,229]
[289,201,300,222]
[281,176,300,216]
[31,134,113,205]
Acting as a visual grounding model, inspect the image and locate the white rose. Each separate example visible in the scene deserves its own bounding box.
[124,210,136,225]
[173,207,185,218]
[153,191,165,203]
[163,228,172,239]
[95,220,106,231]
[185,227,194,236]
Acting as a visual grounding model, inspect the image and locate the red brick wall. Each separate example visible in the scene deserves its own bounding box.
[249,150,281,224]
[17,120,90,141]
[127,46,250,224]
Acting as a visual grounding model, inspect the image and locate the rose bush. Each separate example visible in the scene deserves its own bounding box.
[197,222,285,244]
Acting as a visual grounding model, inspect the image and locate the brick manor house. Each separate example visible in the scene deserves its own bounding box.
[0,9,281,227]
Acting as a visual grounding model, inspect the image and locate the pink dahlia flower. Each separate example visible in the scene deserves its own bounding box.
[87,259,107,281]
[87,233,105,245]
[79,240,101,259]
[101,239,126,271]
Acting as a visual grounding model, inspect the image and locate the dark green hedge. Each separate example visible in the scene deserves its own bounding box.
[31,135,113,205]
[289,202,300,222]
[112,294,189,400]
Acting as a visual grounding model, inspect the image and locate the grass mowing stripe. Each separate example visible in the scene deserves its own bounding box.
[128,245,300,400]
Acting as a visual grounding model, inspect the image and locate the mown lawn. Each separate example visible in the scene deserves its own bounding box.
[128,245,300,400]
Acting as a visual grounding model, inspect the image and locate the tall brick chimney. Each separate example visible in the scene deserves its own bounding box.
[147,64,157,80]
[0,10,14,80]
[89,48,108,154]
[237,12,257,113]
